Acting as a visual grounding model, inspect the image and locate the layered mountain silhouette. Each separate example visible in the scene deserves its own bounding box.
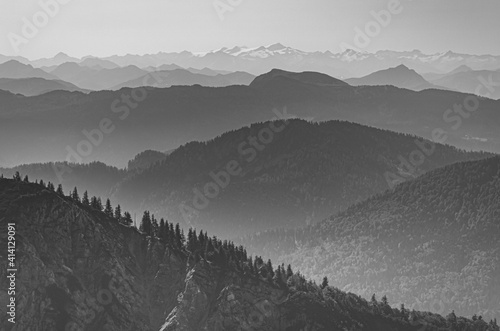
[2,45,500,77]
[112,69,255,89]
[1,177,497,330]
[429,69,500,99]
[50,62,148,90]
[110,119,490,238]
[1,69,499,167]
[0,60,57,80]
[345,65,445,91]
[0,77,86,96]
[240,156,500,320]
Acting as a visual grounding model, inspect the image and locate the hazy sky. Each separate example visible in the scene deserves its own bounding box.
[1,0,499,59]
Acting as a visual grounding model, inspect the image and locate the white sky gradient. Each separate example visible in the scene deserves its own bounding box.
[0,0,499,59]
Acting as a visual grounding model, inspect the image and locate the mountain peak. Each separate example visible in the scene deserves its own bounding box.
[251,68,349,88]
[267,43,287,51]
[394,64,411,70]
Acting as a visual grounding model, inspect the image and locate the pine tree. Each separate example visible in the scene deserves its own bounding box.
[82,191,90,206]
[286,264,293,279]
[122,212,133,226]
[151,214,159,237]
[266,260,274,279]
[175,223,184,247]
[72,187,80,202]
[371,294,377,306]
[97,197,103,211]
[274,265,284,285]
[401,303,408,321]
[104,199,113,218]
[381,295,389,306]
[140,211,152,236]
[47,182,55,191]
[114,205,122,221]
[23,175,29,183]
[321,276,329,289]
[13,171,21,181]
[39,179,45,187]
[159,218,166,241]
[56,184,64,196]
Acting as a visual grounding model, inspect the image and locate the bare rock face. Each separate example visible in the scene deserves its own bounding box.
[0,180,187,331]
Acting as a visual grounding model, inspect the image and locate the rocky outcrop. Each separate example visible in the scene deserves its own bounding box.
[0,180,187,331]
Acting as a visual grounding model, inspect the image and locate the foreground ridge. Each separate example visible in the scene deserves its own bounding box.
[0,175,498,330]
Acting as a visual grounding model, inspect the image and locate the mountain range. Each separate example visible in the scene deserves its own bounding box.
[2,45,500,78]
[1,68,499,168]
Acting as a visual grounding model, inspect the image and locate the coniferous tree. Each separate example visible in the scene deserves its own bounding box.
[82,191,90,206]
[72,187,80,202]
[23,175,29,183]
[140,211,152,236]
[13,171,21,181]
[104,199,113,218]
[381,295,389,312]
[97,197,103,211]
[321,276,329,289]
[151,214,159,237]
[122,212,133,226]
[169,223,175,243]
[47,182,55,191]
[56,184,64,196]
[286,264,294,279]
[114,205,122,221]
[159,218,166,241]
[39,179,45,187]
[174,223,184,248]
[266,260,274,279]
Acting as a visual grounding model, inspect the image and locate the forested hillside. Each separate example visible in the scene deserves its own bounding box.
[240,156,500,320]
[113,119,490,237]
[1,176,498,330]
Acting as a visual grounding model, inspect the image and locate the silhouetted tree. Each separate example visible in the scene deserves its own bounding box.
[114,204,122,220]
[82,191,90,206]
[72,187,80,202]
[321,276,329,289]
[104,199,113,218]
[13,171,21,181]
[56,184,64,196]
[122,212,133,226]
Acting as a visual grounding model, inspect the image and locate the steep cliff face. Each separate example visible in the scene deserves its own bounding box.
[0,179,187,331]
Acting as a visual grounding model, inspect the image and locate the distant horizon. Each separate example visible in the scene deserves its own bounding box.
[3,45,500,62]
